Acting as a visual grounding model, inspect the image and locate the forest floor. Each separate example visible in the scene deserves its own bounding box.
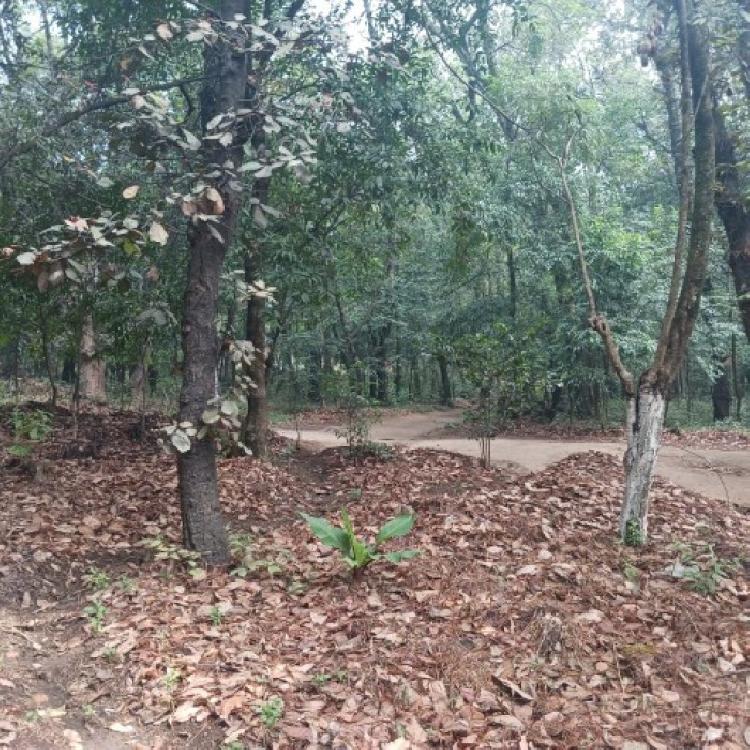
[277,408,750,506]
[0,405,748,749]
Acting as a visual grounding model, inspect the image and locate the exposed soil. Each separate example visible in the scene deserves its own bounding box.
[279,408,750,506]
[0,406,748,749]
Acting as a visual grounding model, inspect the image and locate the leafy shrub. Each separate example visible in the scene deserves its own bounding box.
[301,508,419,571]
[257,696,284,729]
[6,408,53,458]
[669,542,740,596]
[335,393,378,458]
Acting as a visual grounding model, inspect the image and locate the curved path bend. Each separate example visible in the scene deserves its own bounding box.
[277,409,750,506]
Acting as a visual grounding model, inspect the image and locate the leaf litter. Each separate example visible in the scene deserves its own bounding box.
[0,407,747,749]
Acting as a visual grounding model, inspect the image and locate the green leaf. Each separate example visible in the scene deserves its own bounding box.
[376,514,415,545]
[383,549,420,564]
[300,513,350,553]
[350,537,373,568]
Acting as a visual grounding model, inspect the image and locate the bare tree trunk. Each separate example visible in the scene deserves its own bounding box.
[240,252,269,459]
[712,356,732,421]
[620,390,666,545]
[731,333,744,419]
[177,0,251,565]
[40,312,57,407]
[79,311,107,403]
[130,359,147,411]
[437,353,452,406]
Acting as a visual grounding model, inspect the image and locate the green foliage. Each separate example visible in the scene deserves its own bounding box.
[141,536,205,578]
[162,667,182,691]
[335,393,378,457]
[11,408,52,441]
[83,567,111,591]
[671,542,740,596]
[6,408,53,458]
[209,606,223,627]
[229,532,284,578]
[301,508,418,571]
[624,519,644,548]
[257,696,284,730]
[83,599,107,633]
[311,669,347,687]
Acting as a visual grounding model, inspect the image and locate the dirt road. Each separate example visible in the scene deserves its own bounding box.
[278,409,750,506]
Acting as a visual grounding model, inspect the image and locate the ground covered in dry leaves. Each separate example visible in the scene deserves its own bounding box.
[0,406,748,749]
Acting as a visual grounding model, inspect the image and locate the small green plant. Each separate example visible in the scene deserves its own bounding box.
[7,408,52,459]
[101,646,119,663]
[231,558,283,578]
[670,542,739,596]
[223,743,245,750]
[83,567,111,591]
[622,561,640,584]
[301,508,419,571]
[117,575,136,593]
[624,519,644,547]
[141,536,204,578]
[11,408,52,441]
[287,578,308,595]
[311,669,347,687]
[229,533,285,578]
[257,696,284,729]
[230,533,253,557]
[335,393,378,458]
[209,605,223,627]
[82,704,96,719]
[83,599,107,633]
[163,666,181,691]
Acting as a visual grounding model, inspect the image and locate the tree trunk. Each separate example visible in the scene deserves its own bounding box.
[712,356,732,421]
[437,353,452,406]
[714,102,750,340]
[177,0,249,565]
[130,360,147,411]
[40,313,57,407]
[620,390,666,546]
[731,333,744,420]
[240,251,268,458]
[79,311,107,403]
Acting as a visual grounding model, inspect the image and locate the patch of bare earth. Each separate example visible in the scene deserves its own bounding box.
[0,408,748,749]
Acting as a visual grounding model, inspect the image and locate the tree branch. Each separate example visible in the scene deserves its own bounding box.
[0,75,209,173]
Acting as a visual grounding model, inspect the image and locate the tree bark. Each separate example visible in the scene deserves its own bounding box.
[240,250,269,458]
[731,333,744,420]
[79,311,107,403]
[177,0,249,565]
[437,353,452,406]
[712,356,732,421]
[715,110,750,340]
[620,390,666,545]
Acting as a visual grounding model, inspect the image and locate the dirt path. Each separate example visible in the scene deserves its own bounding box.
[278,409,750,506]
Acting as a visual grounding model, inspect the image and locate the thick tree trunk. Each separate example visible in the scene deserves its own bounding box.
[79,311,107,403]
[620,390,666,546]
[178,226,231,564]
[712,356,732,421]
[177,0,249,565]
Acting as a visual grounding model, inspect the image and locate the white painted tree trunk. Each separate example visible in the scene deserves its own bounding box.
[620,391,666,545]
